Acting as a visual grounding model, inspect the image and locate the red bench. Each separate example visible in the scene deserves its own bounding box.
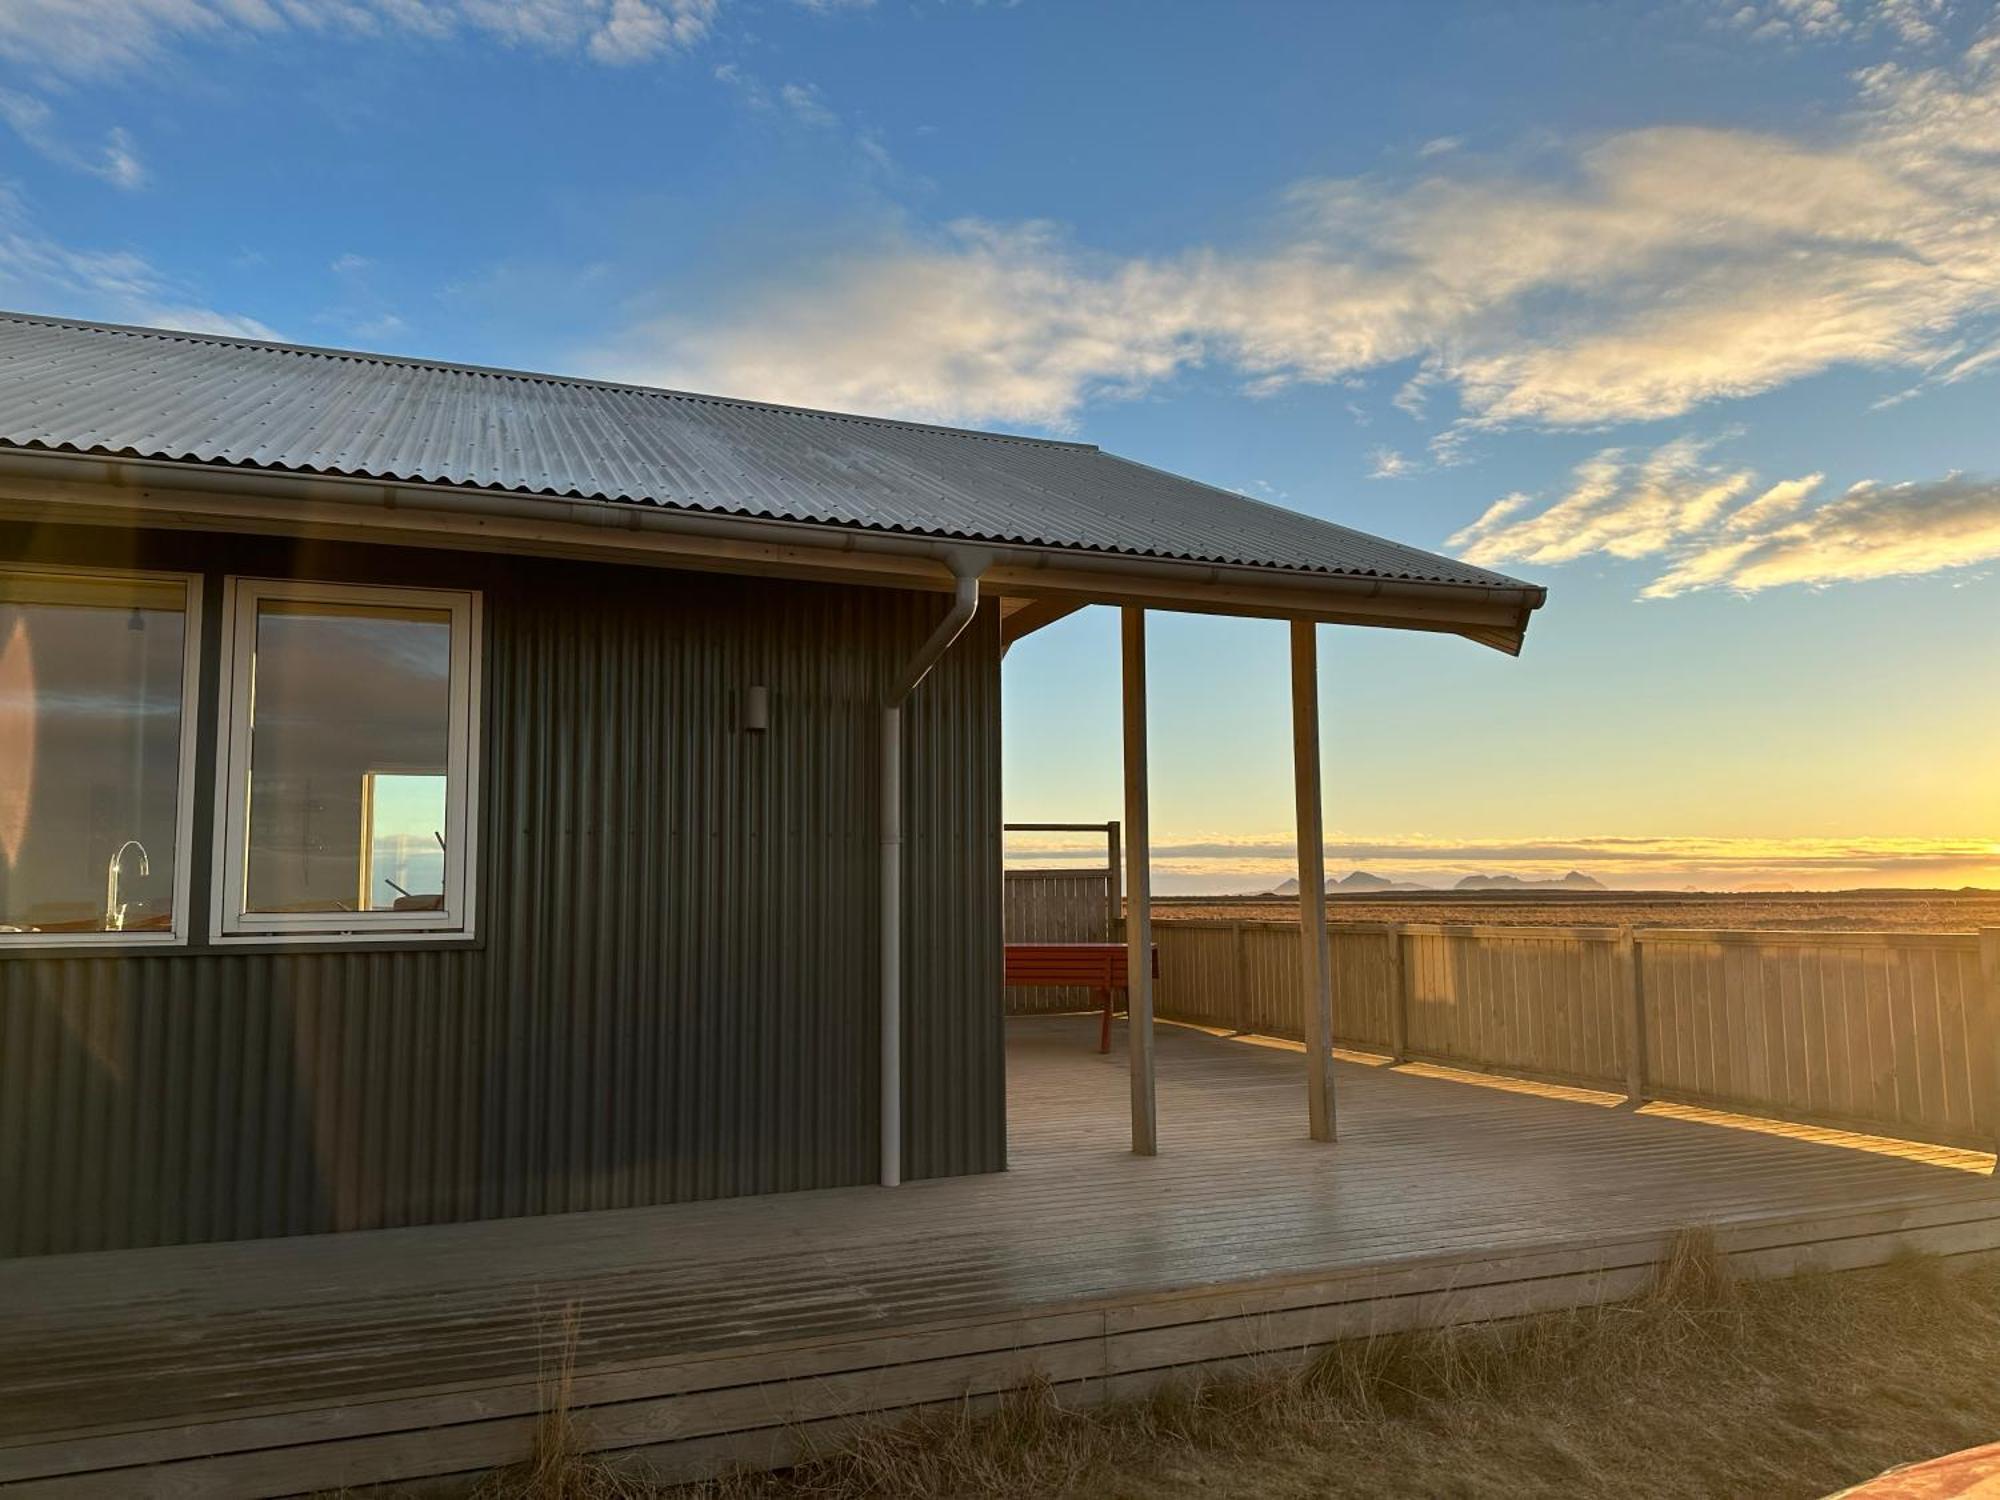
[1004,942,1159,1053]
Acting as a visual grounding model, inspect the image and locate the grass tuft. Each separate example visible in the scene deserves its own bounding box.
[475,1239,2000,1500]
[472,1301,657,1500]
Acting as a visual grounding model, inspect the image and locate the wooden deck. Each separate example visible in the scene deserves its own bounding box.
[4,1015,2000,1497]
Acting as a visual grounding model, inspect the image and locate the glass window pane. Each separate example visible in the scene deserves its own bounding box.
[362,772,447,911]
[243,599,453,916]
[0,572,187,936]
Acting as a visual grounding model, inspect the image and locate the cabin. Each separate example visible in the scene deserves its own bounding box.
[0,309,1544,1258]
[8,312,2000,1498]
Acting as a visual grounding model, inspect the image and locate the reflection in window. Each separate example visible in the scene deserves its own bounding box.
[242,600,453,916]
[361,772,447,912]
[0,571,190,938]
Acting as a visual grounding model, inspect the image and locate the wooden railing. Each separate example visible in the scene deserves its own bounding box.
[1002,868,1114,1014]
[1129,918,2000,1152]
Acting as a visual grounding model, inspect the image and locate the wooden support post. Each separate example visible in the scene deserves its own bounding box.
[1618,927,1646,1105]
[1121,608,1157,1157]
[1981,929,2000,1162]
[1233,921,1250,1033]
[1105,820,1122,943]
[1385,923,1408,1064]
[1290,618,1335,1142]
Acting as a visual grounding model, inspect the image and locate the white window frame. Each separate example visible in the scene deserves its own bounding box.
[211,577,481,944]
[0,564,202,951]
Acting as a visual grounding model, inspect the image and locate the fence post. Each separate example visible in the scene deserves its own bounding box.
[1981,929,2000,1160]
[1386,923,1408,1063]
[1618,927,1646,1104]
[1104,820,1122,944]
[1231,921,1250,1032]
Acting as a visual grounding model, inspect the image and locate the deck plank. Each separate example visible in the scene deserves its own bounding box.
[2,1016,1996,1495]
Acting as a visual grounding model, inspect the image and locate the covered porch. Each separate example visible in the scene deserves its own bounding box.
[5,1014,1997,1496]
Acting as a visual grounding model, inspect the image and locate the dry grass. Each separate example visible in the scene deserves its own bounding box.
[1153,890,2000,933]
[471,1236,2000,1500]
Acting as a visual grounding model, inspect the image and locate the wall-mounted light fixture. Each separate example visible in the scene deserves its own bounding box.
[744,684,769,732]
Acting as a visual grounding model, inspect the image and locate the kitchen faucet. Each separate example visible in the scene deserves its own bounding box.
[105,840,150,931]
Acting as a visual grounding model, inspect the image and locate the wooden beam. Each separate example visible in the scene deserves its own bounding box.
[1618,928,1646,1105]
[1290,618,1335,1142]
[1385,923,1408,1064]
[1122,607,1158,1156]
[999,596,1086,650]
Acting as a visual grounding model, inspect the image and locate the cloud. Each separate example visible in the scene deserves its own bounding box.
[0,199,277,340]
[713,64,902,177]
[1004,828,2000,891]
[1649,474,2000,595]
[602,32,2000,433]
[1723,0,1951,46]
[1448,438,2000,596]
[1451,437,1757,569]
[1367,446,1413,480]
[600,220,1196,427]
[0,0,719,75]
[777,81,837,128]
[0,89,144,188]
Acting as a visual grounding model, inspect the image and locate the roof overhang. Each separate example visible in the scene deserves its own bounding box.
[0,447,1546,654]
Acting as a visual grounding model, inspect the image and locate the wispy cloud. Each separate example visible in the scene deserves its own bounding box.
[0,0,720,75]
[1367,446,1413,480]
[0,88,144,188]
[1721,0,1951,47]
[777,80,837,127]
[1450,438,2000,596]
[1649,474,2000,596]
[712,63,901,176]
[1451,437,1758,569]
[599,31,2000,433]
[0,197,276,339]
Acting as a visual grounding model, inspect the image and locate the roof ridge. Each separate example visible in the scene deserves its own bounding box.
[0,308,1101,455]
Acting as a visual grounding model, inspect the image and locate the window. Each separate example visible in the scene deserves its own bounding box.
[0,567,199,946]
[214,580,479,940]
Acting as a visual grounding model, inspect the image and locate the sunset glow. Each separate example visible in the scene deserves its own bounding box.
[2,0,1993,896]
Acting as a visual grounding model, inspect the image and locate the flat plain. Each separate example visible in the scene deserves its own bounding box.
[1150,889,2000,933]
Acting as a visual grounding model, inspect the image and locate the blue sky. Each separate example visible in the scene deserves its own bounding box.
[3,0,1997,890]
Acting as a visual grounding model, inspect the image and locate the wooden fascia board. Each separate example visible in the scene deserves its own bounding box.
[0,453,1541,652]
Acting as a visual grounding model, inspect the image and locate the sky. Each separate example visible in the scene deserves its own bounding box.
[1,0,1996,892]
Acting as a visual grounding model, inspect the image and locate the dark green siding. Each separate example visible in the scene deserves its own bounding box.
[0,527,1004,1257]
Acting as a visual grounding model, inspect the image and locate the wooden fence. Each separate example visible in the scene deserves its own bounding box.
[1003,868,1113,1013]
[1133,918,2000,1152]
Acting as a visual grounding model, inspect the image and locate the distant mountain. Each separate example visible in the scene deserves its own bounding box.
[1268,871,1433,896]
[1334,871,1431,893]
[1265,869,1611,896]
[1454,870,1608,892]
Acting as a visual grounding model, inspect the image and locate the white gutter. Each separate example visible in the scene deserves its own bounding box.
[879,559,985,1188]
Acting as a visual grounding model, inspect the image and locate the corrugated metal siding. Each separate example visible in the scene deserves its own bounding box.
[0,311,1525,589]
[0,532,1004,1257]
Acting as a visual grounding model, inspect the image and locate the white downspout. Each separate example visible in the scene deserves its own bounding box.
[881,561,984,1187]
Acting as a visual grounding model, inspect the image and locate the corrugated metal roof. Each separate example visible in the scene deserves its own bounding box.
[0,310,1530,591]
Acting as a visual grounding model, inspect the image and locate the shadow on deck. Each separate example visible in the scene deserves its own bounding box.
[3,1014,1996,1496]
